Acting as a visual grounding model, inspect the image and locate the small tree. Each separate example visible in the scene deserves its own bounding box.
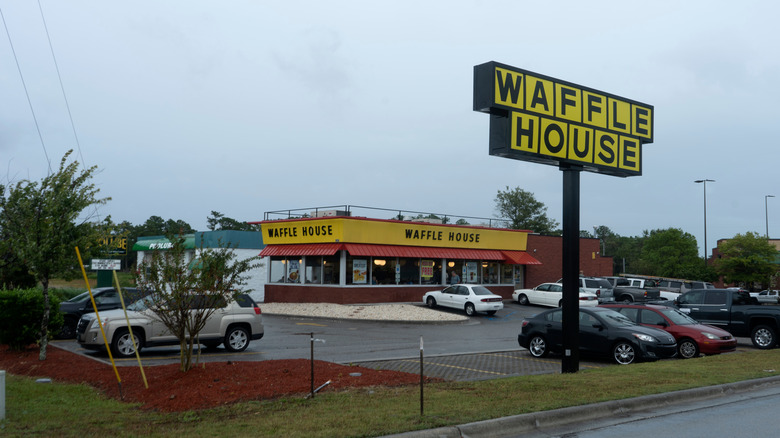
[135,234,260,372]
[494,186,558,234]
[0,150,109,360]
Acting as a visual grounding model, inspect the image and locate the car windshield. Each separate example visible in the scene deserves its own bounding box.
[471,286,496,296]
[66,291,91,303]
[658,308,698,325]
[596,309,636,327]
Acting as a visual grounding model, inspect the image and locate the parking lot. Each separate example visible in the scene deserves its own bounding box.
[52,301,760,381]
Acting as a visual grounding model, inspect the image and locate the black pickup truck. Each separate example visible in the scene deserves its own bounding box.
[676,288,779,349]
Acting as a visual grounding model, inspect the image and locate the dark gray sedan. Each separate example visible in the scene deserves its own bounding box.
[517,306,677,364]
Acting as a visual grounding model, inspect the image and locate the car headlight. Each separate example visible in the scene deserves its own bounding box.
[90,319,100,329]
[632,333,658,343]
[701,331,719,340]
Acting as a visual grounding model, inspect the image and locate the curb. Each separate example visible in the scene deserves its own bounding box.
[384,375,780,437]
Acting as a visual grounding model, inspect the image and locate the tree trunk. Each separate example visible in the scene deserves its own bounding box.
[39,280,50,361]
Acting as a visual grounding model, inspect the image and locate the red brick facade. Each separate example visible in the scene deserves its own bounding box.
[524,235,613,288]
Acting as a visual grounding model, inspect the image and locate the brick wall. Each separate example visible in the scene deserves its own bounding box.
[524,235,613,288]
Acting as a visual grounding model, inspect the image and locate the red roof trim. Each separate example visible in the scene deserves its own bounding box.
[502,250,542,265]
[259,243,343,257]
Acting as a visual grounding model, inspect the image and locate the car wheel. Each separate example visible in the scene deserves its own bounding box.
[224,326,250,352]
[677,338,699,359]
[528,335,548,358]
[111,328,142,358]
[613,341,636,365]
[486,311,497,316]
[751,325,777,349]
[426,296,437,308]
[57,318,77,339]
[517,294,529,305]
[620,295,634,304]
[465,303,476,316]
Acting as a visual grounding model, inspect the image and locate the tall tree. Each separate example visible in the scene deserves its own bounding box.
[206,210,260,231]
[636,228,701,278]
[135,234,260,371]
[715,232,778,288]
[494,186,559,234]
[0,150,109,360]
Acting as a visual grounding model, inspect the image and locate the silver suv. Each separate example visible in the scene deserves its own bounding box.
[558,277,615,303]
[76,294,264,357]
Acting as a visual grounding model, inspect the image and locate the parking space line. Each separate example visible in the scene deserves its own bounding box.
[398,358,508,376]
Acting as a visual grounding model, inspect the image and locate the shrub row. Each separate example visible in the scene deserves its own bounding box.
[0,289,63,350]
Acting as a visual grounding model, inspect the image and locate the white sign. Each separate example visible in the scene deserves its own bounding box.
[91,259,121,271]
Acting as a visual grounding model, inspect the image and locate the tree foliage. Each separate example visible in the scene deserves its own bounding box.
[635,228,702,278]
[134,234,260,372]
[494,186,558,234]
[0,150,109,359]
[715,232,778,288]
[206,211,261,231]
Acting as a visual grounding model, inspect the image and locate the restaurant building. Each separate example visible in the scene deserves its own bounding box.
[254,215,543,303]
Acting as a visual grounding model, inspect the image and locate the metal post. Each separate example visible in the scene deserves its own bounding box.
[419,336,424,416]
[766,195,775,239]
[695,180,715,266]
[1,370,5,420]
[561,165,581,373]
[310,332,314,398]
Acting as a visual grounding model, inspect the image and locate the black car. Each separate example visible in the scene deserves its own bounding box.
[517,307,677,364]
[58,287,150,339]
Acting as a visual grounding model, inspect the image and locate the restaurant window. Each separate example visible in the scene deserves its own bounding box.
[346,257,369,285]
[483,261,500,284]
[269,257,302,283]
[322,255,340,284]
[398,258,420,285]
[446,260,464,284]
[305,257,323,284]
[500,264,514,284]
[372,258,395,284]
[421,259,442,285]
[463,261,480,284]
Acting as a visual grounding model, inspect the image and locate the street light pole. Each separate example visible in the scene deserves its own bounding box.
[766,195,775,239]
[695,179,715,266]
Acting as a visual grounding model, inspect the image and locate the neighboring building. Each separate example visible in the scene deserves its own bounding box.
[133,230,267,302]
[252,215,613,304]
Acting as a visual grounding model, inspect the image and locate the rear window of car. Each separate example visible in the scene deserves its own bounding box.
[585,279,612,288]
[235,294,256,308]
[472,286,496,296]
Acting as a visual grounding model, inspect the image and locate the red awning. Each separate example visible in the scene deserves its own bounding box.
[502,250,542,265]
[259,243,343,257]
[342,243,507,260]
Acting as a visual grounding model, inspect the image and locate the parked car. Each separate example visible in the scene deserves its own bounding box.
[601,303,737,359]
[58,287,151,339]
[517,307,678,364]
[556,277,615,303]
[751,290,780,304]
[423,284,504,316]
[76,293,264,357]
[599,277,661,303]
[512,283,598,308]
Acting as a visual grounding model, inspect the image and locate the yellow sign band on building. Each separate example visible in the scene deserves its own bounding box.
[474,61,653,177]
[262,217,529,251]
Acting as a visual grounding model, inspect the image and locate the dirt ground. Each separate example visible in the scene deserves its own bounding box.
[0,344,433,412]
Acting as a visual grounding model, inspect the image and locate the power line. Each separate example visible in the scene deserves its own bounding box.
[1,5,53,174]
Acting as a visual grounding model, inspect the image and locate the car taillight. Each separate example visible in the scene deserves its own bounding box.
[254,306,262,315]
[579,296,594,300]
[596,289,601,296]
[521,320,529,327]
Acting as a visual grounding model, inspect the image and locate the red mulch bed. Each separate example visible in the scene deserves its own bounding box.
[0,344,434,412]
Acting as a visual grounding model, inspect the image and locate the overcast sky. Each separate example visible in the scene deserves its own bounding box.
[2,1,779,258]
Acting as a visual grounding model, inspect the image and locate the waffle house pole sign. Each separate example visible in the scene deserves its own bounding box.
[473,61,653,177]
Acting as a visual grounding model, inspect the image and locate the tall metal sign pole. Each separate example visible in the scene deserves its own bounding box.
[474,61,654,373]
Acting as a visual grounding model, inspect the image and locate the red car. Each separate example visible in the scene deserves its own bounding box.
[601,303,737,359]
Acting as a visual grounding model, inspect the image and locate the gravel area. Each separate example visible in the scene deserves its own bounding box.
[260,302,469,322]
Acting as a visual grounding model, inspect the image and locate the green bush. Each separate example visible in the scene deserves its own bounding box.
[0,288,64,350]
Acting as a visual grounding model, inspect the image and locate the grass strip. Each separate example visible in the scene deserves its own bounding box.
[2,349,779,437]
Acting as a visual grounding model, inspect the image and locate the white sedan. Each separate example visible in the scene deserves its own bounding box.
[512,282,598,308]
[423,285,504,316]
